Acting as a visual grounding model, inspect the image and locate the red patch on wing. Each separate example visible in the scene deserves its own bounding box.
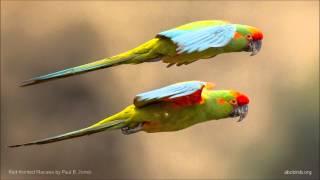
[164,89,203,106]
[237,94,250,105]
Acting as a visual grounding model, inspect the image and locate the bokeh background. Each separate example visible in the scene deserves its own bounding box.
[1,1,319,179]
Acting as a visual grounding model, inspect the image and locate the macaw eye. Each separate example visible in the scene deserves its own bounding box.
[229,99,237,105]
[246,34,253,40]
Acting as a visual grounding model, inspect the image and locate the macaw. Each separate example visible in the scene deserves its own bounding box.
[21,20,263,86]
[10,81,250,147]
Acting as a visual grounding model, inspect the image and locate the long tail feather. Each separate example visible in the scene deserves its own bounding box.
[20,38,166,87]
[20,56,131,87]
[8,119,126,148]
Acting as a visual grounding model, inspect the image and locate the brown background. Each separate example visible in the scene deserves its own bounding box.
[1,1,319,179]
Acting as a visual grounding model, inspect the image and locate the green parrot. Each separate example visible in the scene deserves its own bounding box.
[9,81,250,147]
[21,20,263,86]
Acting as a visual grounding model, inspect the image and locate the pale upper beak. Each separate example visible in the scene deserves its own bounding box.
[230,105,249,122]
[249,40,262,56]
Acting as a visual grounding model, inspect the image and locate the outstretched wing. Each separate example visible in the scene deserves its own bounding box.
[158,22,236,54]
[134,81,213,108]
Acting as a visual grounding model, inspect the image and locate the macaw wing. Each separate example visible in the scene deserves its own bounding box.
[134,81,208,108]
[158,24,236,53]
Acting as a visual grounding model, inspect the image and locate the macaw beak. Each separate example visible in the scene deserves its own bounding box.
[249,40,262,56]
[230,105,249,122]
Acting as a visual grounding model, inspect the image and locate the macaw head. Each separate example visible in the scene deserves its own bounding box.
[231,24,263,56]
[208,90,250,122]
[228,91,250,122]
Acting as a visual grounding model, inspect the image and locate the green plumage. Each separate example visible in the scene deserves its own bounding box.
[129,90,235,132]
[21,20,262,86]
[9,86,244,147]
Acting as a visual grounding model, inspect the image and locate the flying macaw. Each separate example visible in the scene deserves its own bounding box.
[10,81,249,147]
[21,20,263,86]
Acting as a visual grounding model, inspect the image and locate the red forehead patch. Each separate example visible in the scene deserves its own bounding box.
[237,94,250,105]
[252,30,263,40]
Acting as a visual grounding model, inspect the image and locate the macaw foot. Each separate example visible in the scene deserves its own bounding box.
[121,123,143,135]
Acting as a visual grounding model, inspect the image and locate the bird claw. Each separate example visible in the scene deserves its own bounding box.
[121,123,143,135]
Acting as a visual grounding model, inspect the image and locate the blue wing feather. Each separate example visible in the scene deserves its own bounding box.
[134,81,206,108]
[158,24,236,53]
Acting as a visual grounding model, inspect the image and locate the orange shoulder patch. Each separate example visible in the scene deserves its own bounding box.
[216,98,226,105]
[233,32,242,39]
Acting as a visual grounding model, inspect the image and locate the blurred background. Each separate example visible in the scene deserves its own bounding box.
[1,1,319,179]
